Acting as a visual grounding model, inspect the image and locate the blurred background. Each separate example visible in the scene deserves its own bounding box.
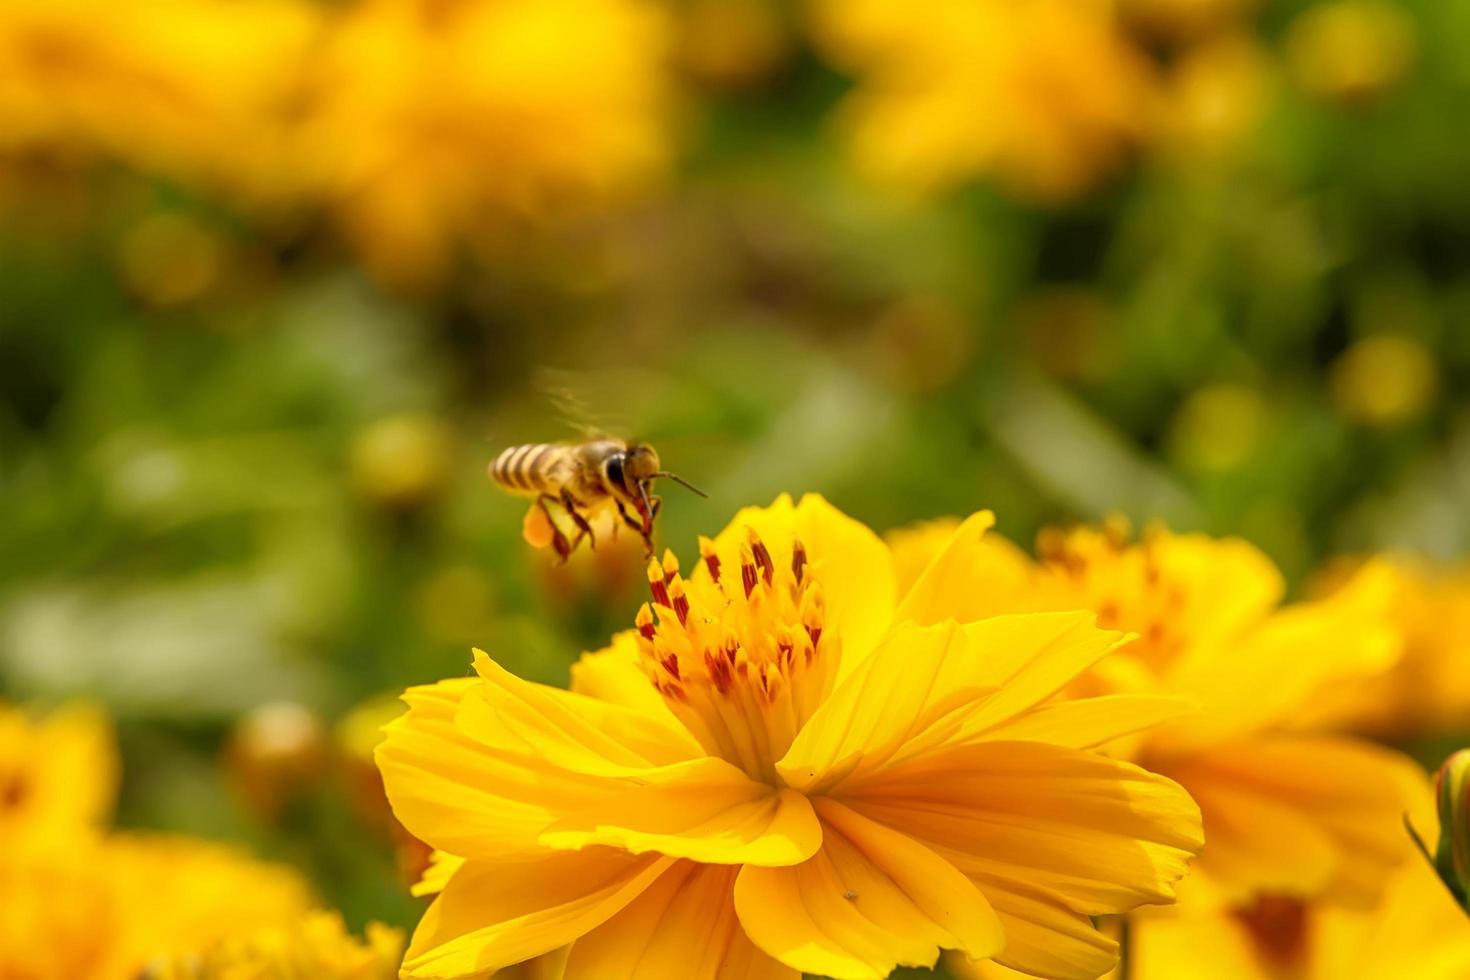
[1,0,1467,948]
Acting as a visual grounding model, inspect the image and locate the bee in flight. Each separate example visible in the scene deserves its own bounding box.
[489,437,705,560]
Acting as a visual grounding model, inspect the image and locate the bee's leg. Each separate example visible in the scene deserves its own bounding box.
[560,489,595,550]
[615,500,644,535]
[636,497,662,558]
[537,494,573,562]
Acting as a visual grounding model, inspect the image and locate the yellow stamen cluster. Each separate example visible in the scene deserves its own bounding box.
[1037,520,1188,672]
[634,528,834,781]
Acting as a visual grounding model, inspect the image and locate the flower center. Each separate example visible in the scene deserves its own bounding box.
[1037,521,1188,675]
[633,528,836,783]
[0,771,28,812]
[1234,895,1310,972]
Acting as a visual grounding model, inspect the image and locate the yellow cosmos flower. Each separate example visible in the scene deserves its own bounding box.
[883,516,964,597]
[808,0,1154,201]
[1116,809,1470,980]
[886,517,1421,910]
[0,834,314,980]
[1303,558,1470,738]
[300,0,674,287]
[0,700,116,850]
[378,494,1204,980]
[143,910,403,980]
[0,0,319,200]
[965,850,1470,980]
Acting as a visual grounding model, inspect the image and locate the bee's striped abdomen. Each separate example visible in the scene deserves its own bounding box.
[490,443,559,496]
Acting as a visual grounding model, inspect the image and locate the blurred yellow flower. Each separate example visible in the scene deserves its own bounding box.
[378,495,1203,980]
[1152,34,1273,163]
[1304,559,1470,737]
[0,700,115,850]
[143,910,403,980]
[301,0,675,287]
[0,834,315,980]
[809,0,1155,202]
[884,516,963,596]
[1285,0,1417,106]
[1331,334,1438,427]
[887,518,1421,909]
[0,0,319,200]
[1113,815,1470,980]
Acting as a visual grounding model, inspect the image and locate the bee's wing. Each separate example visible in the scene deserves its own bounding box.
[534,366,631,441]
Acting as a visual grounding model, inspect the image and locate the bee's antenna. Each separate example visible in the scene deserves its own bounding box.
[655,472,708,498]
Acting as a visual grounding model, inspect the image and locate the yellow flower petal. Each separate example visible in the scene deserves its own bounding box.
[539,757,821,867]
[949,877,1120,980]
[706,493,897,674]
[377,679,616,860]
[569,631,672,719]
[402,849,674,979]
[939,613,1134,744]
[1174,769,1339,903]
[470,650,702,772]
[0,700,117,849]
[563,861,795,979]
[1119,902,1264,980]
[776,620,990,794]
[976,694,1198,749]
[884,516,963,598]
[412,851,466,898]
[734,798,1003,980]
[778,613,1126,793]
[1004,525,1285,685]
[841,740,1203,915]
[1163,735,1420,907]
[1161,561,1401,749]
[891,510,1042,625]
[1314,849,1470,980]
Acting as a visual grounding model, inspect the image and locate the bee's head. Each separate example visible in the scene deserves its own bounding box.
[605,443,660,500]
[606,443,704,519]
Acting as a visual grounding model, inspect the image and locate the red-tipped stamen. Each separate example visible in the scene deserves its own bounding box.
[747,528,775,585]
[740,542,758,599]
[647,559,670,607]
[791,537,807,583]
[698,535,721,582]
[636,603,656,640]
[670,579,691,626]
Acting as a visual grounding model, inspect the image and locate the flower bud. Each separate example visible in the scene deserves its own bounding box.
[1434,749,1470,908]
[225,701,324,823]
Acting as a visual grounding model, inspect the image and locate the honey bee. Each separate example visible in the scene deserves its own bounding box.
[489,438,705,560]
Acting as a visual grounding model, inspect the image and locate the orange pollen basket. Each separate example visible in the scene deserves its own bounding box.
[633,529,835,781]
